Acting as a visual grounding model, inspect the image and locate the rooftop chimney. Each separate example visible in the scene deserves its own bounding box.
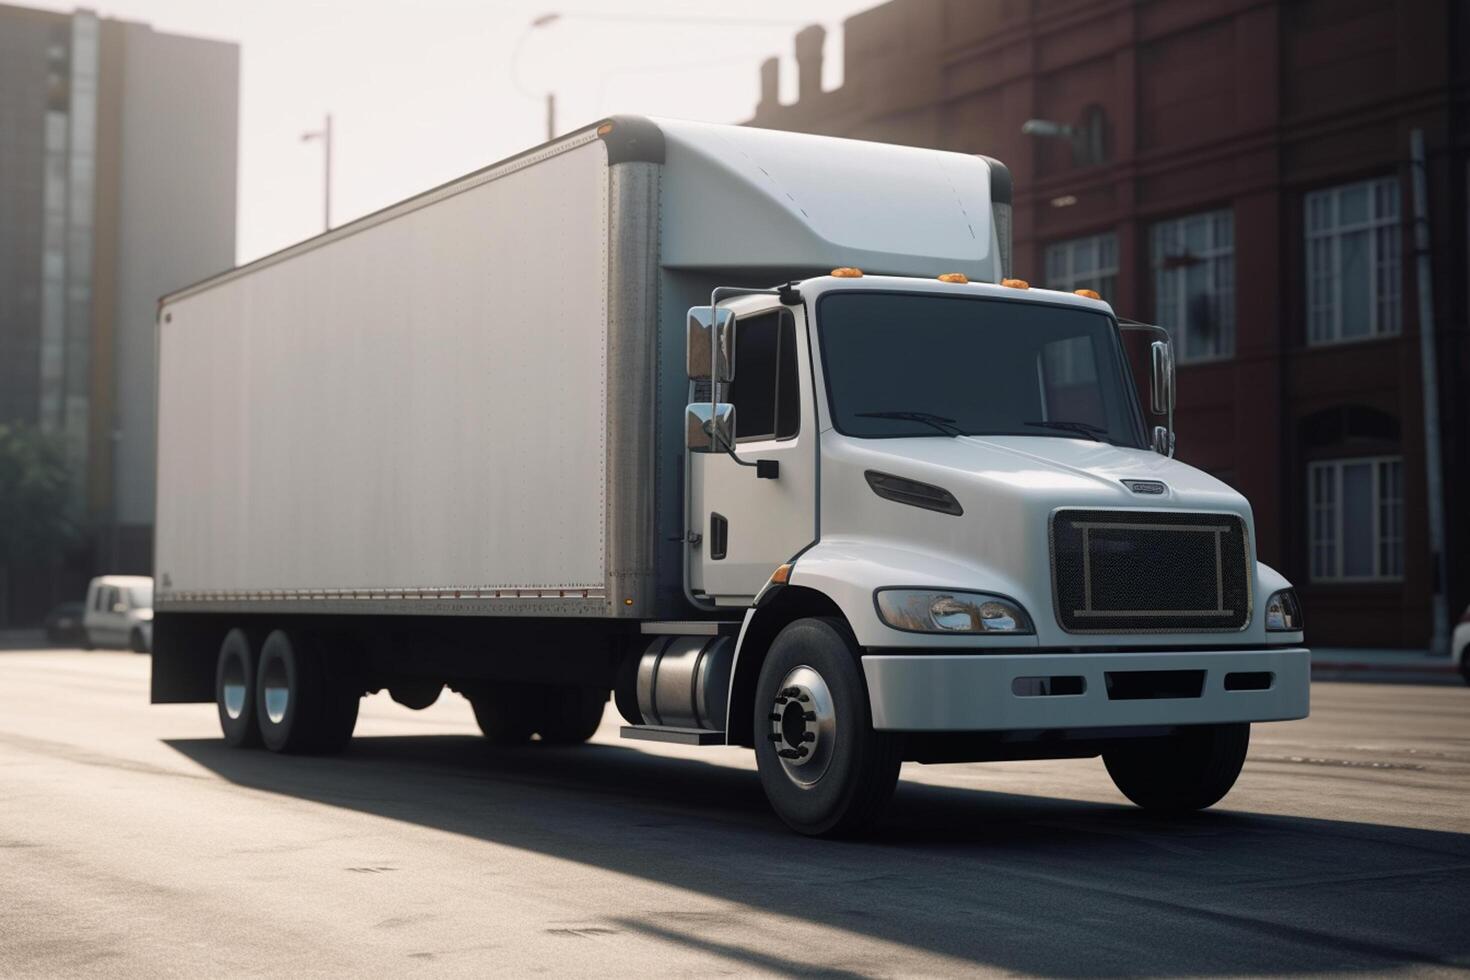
[794,24,826,102]
[758,56,780,110]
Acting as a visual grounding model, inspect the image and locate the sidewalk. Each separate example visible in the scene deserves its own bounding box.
[1311,647,1463,686]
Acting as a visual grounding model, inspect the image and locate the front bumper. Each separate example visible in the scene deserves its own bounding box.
[862,648,1309,732]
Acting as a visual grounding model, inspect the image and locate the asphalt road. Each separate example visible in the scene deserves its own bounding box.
[1,648,1466,978]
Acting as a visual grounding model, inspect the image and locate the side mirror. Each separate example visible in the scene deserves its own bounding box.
[1149,340,1175,415]
[686,402,736,453]
[687,306,736,383]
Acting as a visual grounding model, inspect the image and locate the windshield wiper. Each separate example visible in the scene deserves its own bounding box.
[856,411,964,437]
[1023,419,1109,442]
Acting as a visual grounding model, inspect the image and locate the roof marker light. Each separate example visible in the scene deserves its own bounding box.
[1073,288,1101,300]
[937,272,969,284]
[830,267,864,278]
[596,122,614,136]
[1001,278,1030,289]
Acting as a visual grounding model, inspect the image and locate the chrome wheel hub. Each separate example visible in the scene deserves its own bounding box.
[221,655,247,720]
[767,665,836,787]
[261,658,290,725]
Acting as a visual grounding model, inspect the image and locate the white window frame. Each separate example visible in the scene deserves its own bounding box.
[1045,232,1118,300]
[1307,456,1404,582]
[1305,177,1402,346]
[1151,209,1235,363]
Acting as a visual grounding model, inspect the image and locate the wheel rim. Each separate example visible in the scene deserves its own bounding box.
[261,656,290,725]
[768,665,836,787]
[221,653,248,720]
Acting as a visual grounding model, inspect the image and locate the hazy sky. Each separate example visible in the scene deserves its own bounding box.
[27,0,862,262]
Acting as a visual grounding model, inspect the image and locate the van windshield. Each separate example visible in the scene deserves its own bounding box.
[816,292,1147,448]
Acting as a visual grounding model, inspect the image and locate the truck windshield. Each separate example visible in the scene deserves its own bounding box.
[817,292,1147,447]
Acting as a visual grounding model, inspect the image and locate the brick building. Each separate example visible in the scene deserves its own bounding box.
[746,0,1469,648]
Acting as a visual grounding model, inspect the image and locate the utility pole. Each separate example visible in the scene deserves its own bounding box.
[301,114,333,232]
[546,92,556,142]
[1409,129,1448,657]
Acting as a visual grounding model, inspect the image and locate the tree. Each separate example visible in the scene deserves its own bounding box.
[0,424,76,627]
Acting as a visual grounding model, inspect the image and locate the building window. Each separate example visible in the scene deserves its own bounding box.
[1151,210,1234,362]
[1046,232,1118,301]
[1308,457,1404,581]
[1305,177,1401,344]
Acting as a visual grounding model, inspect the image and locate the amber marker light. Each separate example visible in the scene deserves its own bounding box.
[830,267,864,278]
[937,272,969,284]
[770,564,793,585]
[1001,278,1030,289]
[596,122,614,136]
[1073,288,1101,300]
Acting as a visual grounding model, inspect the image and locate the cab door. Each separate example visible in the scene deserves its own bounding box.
[689,303,817,603]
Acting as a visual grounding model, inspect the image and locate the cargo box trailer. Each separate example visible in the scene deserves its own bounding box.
[153,116,1308,835]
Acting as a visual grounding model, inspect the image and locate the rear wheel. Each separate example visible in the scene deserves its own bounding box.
[1103,723,1250,812]
[468,689,536,746]
[255,629,359,754]
[466,685,607,745]
[130,628,148,653]
[215,628,261,748]
[538,686,607,744]
[752,617,902,837]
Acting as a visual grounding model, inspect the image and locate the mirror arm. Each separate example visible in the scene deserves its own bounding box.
[720,443,778,479]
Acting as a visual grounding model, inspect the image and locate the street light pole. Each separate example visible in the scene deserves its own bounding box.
[301,114,333,232]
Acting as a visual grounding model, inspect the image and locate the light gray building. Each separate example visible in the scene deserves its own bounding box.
[0,3,236,616]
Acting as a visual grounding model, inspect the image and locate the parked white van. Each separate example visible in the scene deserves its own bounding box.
[83,576,153,652]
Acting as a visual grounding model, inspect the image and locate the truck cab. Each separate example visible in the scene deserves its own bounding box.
[670,271,1307,834]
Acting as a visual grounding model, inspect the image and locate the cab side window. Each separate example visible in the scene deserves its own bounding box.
[726,310,799,443]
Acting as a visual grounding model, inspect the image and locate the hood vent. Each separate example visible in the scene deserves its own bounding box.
[865,471,963,517]
[1122,479,1167,495]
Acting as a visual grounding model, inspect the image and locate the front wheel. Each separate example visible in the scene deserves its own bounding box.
[1103,723,1250,813]
[753,618,902,837]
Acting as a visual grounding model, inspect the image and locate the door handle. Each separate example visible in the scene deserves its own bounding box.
[710,513,728,561]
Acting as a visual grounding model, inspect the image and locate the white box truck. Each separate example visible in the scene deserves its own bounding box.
[153,116,1308,836]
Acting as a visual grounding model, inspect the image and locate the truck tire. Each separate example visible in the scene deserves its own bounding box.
[216,628,262,748]
[130,628,149,653]
[467,689,536,746]
[753,617,902,837]
[537,686,607,744]
[255,629,359,754]
[1104,723,1250,812]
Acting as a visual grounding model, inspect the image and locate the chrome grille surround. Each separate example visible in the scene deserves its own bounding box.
[1049,508,1252,634]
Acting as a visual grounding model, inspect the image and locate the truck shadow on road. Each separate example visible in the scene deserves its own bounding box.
[166,734,1469,976]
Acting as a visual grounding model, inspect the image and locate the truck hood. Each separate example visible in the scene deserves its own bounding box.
[856,434,1245,512]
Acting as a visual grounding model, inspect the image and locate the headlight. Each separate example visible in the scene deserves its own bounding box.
[875,589,1033,634]
[1265,589,1302,631]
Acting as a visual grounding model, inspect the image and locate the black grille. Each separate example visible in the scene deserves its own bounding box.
[1051,509,1250,633]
